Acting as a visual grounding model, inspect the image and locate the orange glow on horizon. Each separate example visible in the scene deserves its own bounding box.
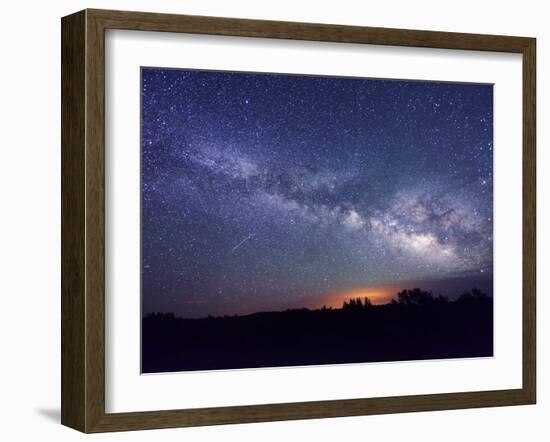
[315,283,403,309]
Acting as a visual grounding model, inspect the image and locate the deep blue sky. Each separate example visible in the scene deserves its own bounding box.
[141,68,493,318]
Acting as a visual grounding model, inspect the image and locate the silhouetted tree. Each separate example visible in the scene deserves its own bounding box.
[397,288,434,306]
[342,297,365,311]
[144,312,175,321]
[456,288,489,304]
[142,286,494,372]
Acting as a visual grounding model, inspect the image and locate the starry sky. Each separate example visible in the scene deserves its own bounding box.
[141,68,494,318]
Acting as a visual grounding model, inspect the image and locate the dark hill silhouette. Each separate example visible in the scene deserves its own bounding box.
[142,288,493,373]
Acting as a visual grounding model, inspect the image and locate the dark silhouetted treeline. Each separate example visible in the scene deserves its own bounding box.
[142,288,493,373]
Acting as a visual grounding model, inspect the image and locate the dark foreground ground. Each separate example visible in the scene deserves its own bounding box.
[142,289,493,373]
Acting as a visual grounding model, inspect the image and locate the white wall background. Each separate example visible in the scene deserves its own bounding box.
[0,0,546,440]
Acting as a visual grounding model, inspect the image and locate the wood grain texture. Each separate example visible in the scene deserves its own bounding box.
[61,10,86,432]
[522,38,536,403]
[84,9,107,433]
[60,8,537,433]
[89,8,532,52]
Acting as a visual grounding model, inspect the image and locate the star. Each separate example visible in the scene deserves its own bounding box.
[141,68,494,318]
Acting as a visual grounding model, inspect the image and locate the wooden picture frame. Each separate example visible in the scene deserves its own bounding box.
[61,8,536,433]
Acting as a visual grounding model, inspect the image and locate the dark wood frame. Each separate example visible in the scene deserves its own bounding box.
[61,8,536,433]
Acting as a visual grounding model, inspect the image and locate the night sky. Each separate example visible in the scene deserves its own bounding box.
[141,68,493,318]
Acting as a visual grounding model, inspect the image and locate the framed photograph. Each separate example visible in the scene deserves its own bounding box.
[61,9,536,433]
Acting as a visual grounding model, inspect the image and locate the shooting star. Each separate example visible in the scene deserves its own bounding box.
[231,233,255,253]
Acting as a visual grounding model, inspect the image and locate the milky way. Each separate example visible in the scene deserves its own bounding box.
[141,68,493,318]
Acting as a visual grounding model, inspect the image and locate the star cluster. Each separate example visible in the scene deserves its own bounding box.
[141,68,493,318]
